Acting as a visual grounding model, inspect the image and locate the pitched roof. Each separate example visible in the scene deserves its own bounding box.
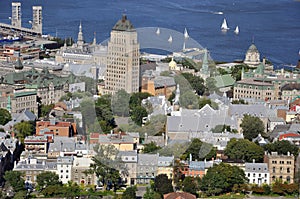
[164,192,196,199]
[213,74,235,88]
[245,163,268,173]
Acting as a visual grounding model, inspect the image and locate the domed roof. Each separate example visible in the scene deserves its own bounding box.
[247,44,259,53]
[112,15,135,31]
[169,58,177,68]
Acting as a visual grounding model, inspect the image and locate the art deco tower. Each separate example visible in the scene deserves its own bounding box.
[104,15,140,94]
[11,2,21,28]
[32,6,42,34]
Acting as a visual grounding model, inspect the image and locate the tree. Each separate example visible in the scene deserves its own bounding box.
[182,176,198,195]
[111,89,130,117]
[180,91,199,109]
[36,171,61,189]
[182,138,216,161]
[264,140,299,157]
[14,121,35,142]
[131,105,148,125]
[205,77,218,94]
[122,186,137,199]
[129,92,152,110]
[4,171,25,192]
[0,108,11,125]
[240,114,264,140]
[200,163,247,196]
[224,138,264,162]
[198,97,218,110]
[42,184,65,197]
[154,174,173,195]
[87,144,127,190]
[143,141,162,153]
[181,73,205,95]
[143,186,162,199]
[40,104,54,118]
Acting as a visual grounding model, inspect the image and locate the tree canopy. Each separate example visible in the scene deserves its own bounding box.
[264,140,299,157]
[181,138,216,161]
[224,138,264,162]
[153,174,173,196]
[122,186,137,199]
[87,144,127,190]
[4,170,25,192]
[182,176,199,195]
[240,114,265,140]
[200,163,247,196]
[36,171,61,190]
[14,121,35,142]
[111,89,130,117]
[142,141,162,154]
[0,108,11,125]
[181,73,205,95]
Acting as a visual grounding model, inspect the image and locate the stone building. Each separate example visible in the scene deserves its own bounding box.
[104,15,140,94]
[244,43,260,66]
[72,156,97,186]
[264,152,295,183]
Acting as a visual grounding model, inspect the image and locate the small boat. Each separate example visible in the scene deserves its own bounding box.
[184,28,189,39]
[234,26,239,34]
[156,27,160,35]
[221,18,230,31]
[0,35,21,43]
[168,35,173,43]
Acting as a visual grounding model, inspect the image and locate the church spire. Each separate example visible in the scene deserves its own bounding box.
[77,21,84,48]
[7,95,11,113]
[201,49,209,75]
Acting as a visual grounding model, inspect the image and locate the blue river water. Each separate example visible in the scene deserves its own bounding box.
[0,0,299,66]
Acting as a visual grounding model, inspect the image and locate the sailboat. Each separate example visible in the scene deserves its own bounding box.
[168,35,173,43]
[234,26,239,34]
[221,18,230,31]
[184,28,189,39]
[156,27,160,35]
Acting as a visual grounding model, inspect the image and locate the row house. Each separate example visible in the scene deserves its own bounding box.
[245,162,270,185]
[36,119,77,137]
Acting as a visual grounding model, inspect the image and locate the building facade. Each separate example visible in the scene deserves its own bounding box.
[104,15,140,94]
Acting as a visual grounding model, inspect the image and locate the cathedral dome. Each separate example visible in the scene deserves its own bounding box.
[247,44,259,53]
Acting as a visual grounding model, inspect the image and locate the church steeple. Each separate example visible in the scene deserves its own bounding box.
[77,21,84,48]
[200,49,210,79]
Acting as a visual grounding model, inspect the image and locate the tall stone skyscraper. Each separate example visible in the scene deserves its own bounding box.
[104,15,140,95]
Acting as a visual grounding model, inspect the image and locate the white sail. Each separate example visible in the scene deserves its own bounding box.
[221,18,229,31]
[156,27,160,35]
[168,35,173,43]
[184,28,189,39]
[234,26,239,34]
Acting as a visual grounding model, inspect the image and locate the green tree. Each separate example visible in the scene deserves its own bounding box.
[40,104,54,118]
[0,108,12,125]
[230,64,249,81]
[205,77,218,94]
[182,138,216,161]
[87,144,127,190]
[181,73,205,95]
[240,114,264,140]
[200,163,247,196]
[180,91,199,109]
[198,97,218,110]
[143,141,162,153]
[122,186,137,199]
[4,171,25,192]
[129,92,152,110]
[154,174,173,196]
[131,105,148,125]
[182,176,198,195]
[13,190,27,199]
[143,186,162,199]
[264,140,299,157]
[42,184,65,197]
[14,121,35,142]
[111,89,130,117]
[224,138,264,162]
[36,171,61,189]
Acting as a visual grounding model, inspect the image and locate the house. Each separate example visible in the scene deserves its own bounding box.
[36,119,77,137]
[157,156,174,180]
[136,153,159,184]
[57,156,73,184]
[24,135,51,154]
[264,152,295,183]
[98,132,136,151]
[268,117,286,131]
[71,156,97,186]
[118,150,138,185]
[245,162,270,185]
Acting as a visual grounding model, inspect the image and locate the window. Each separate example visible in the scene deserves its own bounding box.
[272,167,275,173]
[287,168,290,173]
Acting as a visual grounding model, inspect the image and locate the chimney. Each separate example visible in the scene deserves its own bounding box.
[287,151,290,156]
[189,153,192,162]
[253,159,255,163]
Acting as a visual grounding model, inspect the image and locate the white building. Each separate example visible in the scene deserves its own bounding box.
[56,156,73,184]
[245,162,270,185]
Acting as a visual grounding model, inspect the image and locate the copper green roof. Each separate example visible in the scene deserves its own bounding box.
[14,91,37,98]
[213,74,235,88]
[247,44,259,53]
[112,15,135,31]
